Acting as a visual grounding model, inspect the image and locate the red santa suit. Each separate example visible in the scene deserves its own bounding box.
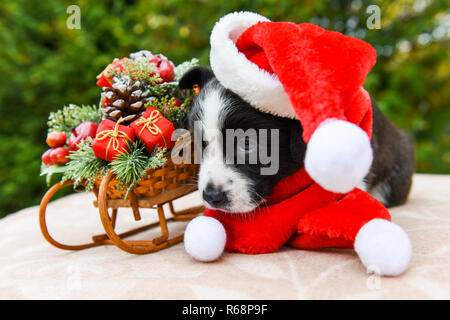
[184,12,412,276]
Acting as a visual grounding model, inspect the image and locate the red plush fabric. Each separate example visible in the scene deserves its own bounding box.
[235,22,377,141]
[291,188,391,250]
[204,171,391,254]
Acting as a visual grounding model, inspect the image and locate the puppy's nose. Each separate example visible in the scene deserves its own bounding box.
[203,185,227,207]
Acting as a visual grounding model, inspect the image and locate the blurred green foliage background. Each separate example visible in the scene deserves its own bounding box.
[0,0,448,216]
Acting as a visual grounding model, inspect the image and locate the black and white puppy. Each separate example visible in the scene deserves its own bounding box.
[179,66,414,212]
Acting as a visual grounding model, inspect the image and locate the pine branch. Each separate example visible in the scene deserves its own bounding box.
[47,104,101,136]
[110,142,148,195]
[62,138,109,190]
[174,58,199,81]
[140,81,179,99]
[170,94,193,128]
[146,94,193,128]
[107,57,162,85]
[146,147,168,170]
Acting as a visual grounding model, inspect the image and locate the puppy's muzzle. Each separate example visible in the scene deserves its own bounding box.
[202,184,229,208]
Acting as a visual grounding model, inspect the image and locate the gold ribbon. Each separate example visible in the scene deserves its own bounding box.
[135,109,168,148]
[95,118,132,159]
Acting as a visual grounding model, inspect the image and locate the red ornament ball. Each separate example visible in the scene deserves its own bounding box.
[149,56,174,83]
[41,149,54,166]
[50,147,70,165]
[68,121,99,151]
[46,132,67,148]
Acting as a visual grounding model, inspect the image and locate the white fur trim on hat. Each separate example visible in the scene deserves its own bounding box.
[184,216,227,262]
[355,219,412,276]
[304,119,373,193]
[210,11,297,119]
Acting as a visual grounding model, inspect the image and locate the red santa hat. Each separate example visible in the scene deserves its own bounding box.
[210,12,377,193]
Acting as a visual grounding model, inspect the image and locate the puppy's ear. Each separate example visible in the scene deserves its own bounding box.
[290,121,306,164]
[178,66,215,90]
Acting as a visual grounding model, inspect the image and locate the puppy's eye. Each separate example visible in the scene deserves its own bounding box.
[238,137,257,153]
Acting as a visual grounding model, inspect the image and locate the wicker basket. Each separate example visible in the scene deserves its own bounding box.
[101,155,198,200]
[39,133,203,254]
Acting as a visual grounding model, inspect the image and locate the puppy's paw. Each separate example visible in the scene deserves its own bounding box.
[184,216,227,262]
[355,219,412,276]
[305,119,373,194]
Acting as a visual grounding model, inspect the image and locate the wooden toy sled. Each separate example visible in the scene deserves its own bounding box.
[39,135,203,254]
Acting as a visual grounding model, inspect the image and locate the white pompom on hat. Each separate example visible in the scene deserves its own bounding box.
[210,12,378,193]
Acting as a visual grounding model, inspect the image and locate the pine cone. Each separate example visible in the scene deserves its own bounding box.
[101,76,151,124]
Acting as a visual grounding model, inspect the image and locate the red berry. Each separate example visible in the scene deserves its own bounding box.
[46,132,67,148]
[149,56,174,83]
[68,121,99,151]
[41,149,54,166]
[50,147,70,165]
